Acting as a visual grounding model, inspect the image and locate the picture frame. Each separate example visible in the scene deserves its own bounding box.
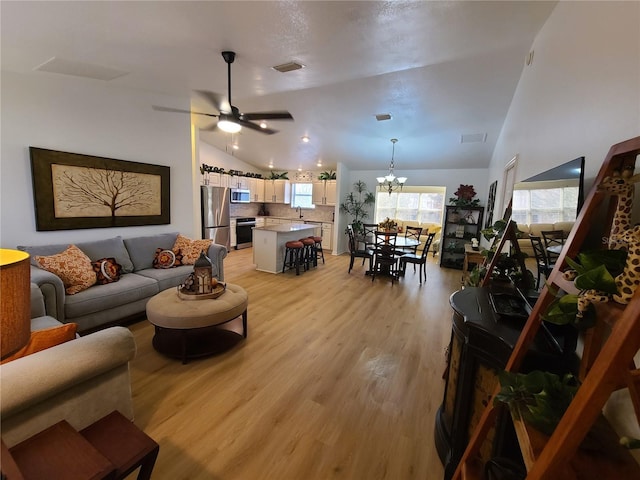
[485,180,498,228]
[30,147,170,231]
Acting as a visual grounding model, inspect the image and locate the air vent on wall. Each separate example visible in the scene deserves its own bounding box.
[375,113,392,121]
[461,133,487,144]
[34,57,129,81]
[272,61,305,73]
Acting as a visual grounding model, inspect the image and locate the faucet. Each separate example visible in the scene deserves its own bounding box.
[297,207,304,219]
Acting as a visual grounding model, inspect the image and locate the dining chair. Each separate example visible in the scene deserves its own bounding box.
[541,230,565,263]
[399,232,436,284]
[529,234,555,289]
[399,226,423,255]
[362,223,378,253]
[347,225,373,273]
[371,231,401,283]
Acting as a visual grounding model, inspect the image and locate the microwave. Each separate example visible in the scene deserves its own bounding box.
[231,189,251,203]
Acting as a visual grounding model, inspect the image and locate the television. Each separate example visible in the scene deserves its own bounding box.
[512,157,585,225]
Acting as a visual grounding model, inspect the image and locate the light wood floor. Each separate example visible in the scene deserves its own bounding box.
[128,248,462,480]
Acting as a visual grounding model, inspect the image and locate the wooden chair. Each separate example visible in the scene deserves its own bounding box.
[541,229,566,263]
[371,231,401,283]
[399,226,423,255]
[399,232,436,284]
[347,225,373,273]
[529,234,555,289]
[362,223,378,253]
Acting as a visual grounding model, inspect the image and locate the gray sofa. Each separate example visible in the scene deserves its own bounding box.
[0,285,137,447]
[19,232,227,333]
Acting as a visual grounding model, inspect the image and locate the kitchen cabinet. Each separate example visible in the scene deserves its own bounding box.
[255,217,266,228]
[321,223,333,250]
[228,177,249,189]
[440,206,483,270]
[249,178,264,203]
[312,180,337,206]
[230,218,237,248]
[264,180,291,204]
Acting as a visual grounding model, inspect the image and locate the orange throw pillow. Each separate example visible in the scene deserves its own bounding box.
[172,234,212,265]
[35,245,96,294]
[1,323,77,364]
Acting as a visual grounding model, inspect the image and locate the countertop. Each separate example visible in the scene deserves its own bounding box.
[253,223,316,233]
[258,216,333,224]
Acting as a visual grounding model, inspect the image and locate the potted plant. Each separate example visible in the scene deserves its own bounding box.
[267,171,289,180]
[340,180,375,235]
[449,184,481,209]
[378,217,398,232]
[318,170,336,181]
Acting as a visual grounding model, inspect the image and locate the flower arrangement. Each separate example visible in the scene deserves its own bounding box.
[449,184,480,207]
[378,217,398,231]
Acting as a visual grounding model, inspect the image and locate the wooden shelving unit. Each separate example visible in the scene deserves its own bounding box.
[452,136,640,479]
[440,206,484,270]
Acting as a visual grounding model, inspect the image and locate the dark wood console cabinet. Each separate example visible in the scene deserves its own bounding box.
[434,286,577,479]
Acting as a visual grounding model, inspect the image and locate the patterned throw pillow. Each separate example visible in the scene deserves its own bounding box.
[172,234,212,265]
[153,248,183,269]
[92,257,123,284]
[35,245,97,294]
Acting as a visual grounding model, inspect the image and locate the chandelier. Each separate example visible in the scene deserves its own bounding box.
[377,138,407,194]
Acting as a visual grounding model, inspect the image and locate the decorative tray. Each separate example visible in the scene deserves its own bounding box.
[177,282,226,301]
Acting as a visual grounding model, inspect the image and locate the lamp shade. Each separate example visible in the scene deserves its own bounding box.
[0,249,31,359]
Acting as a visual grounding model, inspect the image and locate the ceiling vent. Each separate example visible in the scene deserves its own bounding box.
[272,61,305,73]
[375,113,392,121]
[34,57,129,81]
[461,133,487,144]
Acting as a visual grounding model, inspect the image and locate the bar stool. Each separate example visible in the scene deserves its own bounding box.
[283,241,304,275]
[310,236,325,265]
[299,237,317,270]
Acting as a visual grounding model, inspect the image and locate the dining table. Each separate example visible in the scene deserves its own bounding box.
[364,235,421,277]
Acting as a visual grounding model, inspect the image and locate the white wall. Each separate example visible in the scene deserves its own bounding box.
[488,1,640,216]
[199,141,265,177]
[0,71,196,248]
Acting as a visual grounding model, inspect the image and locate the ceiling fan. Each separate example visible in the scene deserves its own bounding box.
[153,51,293,135]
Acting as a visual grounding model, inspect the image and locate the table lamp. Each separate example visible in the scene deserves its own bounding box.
[1,249,31,360]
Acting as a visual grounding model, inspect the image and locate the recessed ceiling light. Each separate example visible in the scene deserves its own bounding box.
[232,144,239,150]
[272,61,305,73]
[298,167,302,172]
[316,160,322,167]
[301,135,310,143]
[268,163,274,169]
[375,113,392,121]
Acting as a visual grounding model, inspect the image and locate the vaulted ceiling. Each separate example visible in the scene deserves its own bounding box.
[1,1,557,173]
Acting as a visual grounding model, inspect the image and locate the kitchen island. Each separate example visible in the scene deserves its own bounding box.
[253,223,316,274]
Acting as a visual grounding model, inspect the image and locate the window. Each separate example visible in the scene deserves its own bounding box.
[374,188,445,224]
[291,183,315,209]
[512,187,579,224]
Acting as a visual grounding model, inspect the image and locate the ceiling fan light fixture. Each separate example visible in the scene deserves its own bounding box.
[259,121,267,129]
[217,118,241,134]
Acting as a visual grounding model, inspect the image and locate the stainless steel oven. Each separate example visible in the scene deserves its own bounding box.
[235,217,256,249]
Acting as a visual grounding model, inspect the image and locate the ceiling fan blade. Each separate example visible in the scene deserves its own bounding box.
[236,118,278,135]
[241,111,294,121]
[152,105,219,118]
[194,90,228,112]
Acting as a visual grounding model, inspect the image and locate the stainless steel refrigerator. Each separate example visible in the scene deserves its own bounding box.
[201,186,231,251]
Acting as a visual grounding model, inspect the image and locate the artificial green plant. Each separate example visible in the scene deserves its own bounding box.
[339,180,375,234]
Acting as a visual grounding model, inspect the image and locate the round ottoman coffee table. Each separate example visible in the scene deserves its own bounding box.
[146,283,248,364]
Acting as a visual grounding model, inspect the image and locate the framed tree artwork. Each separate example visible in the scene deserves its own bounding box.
[485,180,497,228]
[30,147,170,231]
